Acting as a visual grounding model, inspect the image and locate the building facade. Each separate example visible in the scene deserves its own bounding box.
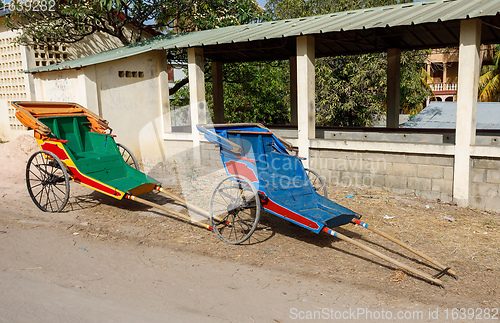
[425,46,495,103]
[0,12,154,141]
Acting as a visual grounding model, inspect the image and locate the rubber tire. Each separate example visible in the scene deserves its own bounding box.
[209,175,261,244]
[305,168,328,198]
[117,143,139,170]
[26,150,70,213]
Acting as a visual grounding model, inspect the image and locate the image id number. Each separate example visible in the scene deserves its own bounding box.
[6,0,56,12]
[444,308,499,320]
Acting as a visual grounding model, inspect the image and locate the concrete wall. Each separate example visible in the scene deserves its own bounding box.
[471,157,500,211]
[164,140,221,166]
[33,50,169,171]
[309,149,454,202]
[95,51,167,168]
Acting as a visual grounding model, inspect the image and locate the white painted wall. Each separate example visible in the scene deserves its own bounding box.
[0,100,10,140]
[32,50,169,171]
[0,15,154,141]
[96,51,167,168]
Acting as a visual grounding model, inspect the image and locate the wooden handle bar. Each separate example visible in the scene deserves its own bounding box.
[155,186,210,219]
[323,227,443,286]
[352,219,456,278]
[125,194,213,231]
[155,186,228,225]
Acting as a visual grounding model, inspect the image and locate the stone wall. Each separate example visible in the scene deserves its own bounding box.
[201,142,223,166]
[309,149,454,202]
[165,140,221,167]
[471,157,500,211]
[165,139,194,161]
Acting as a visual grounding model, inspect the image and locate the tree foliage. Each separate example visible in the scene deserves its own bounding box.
[6,0,267,46]
[206,61,290,124]
[266,0,412,20]
[315,53,387,126]
[479,44,500,102]
[170,60,291,124]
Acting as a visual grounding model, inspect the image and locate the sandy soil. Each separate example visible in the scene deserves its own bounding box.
[0,135,499,322]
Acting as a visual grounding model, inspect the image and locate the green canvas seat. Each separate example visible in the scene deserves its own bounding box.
[39,116,158,194]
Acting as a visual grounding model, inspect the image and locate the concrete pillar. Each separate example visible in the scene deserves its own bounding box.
[296,36,315,168]
[78,66,100,116]
[211,61,224,124]
[158,51,172,133]
[386,48,401,128]
[20,45,36,100]
[443,62,448,89]
[453,19,482,206]
[289,56,298,126]
[188,47,206,164]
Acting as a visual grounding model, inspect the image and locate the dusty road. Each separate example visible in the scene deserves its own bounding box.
[0,219,436,323]
[1,136,498,322]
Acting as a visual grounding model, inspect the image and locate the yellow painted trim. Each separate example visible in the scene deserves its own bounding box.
[35,138,125,200]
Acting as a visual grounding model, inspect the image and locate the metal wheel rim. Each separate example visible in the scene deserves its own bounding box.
[209,175,261,244]
[305,168,328,198]
[26,150,70,213]
[117,143,139,170]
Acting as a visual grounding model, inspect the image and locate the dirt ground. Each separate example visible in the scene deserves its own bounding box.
[0,135,499,322]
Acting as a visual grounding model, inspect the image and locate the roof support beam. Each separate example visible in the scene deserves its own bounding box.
[296,35,315,167]
[188,47,207,164]
[211,61,225,123]
[386,48,401,128]
[453,18,482,206]
[289,56,298,126]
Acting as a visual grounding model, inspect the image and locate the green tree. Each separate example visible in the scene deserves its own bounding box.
[6,0,267,46]
[206,61,290,124]
[479,44,500,102]
[315,53,387,126]
[170,60,291,124]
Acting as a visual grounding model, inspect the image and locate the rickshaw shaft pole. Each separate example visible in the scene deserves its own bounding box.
[351,219,457,278]
[155,186,210,219]
[125,194,213,231]
[322,227,443,286]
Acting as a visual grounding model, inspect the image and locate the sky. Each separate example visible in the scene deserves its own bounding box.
[256,0,267,8]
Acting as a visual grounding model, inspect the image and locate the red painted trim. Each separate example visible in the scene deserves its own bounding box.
[68,166,123,198]
[353,219,362,225]
[40,142,70,161]
[225,160,258,182]
[259,192,320,230]
[236,156,256,163]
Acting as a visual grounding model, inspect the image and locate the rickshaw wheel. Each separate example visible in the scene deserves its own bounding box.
[117,143,139,170]
[26,150,70,213]
[305,168,328,198]
[209,175,261,244]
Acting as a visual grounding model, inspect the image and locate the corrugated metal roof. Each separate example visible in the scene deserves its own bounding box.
[27,0,500,73]
[403,101,500,129]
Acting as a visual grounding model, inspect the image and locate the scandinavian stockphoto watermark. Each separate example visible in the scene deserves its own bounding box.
[309,155,388,188]
[289,307,499,321]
